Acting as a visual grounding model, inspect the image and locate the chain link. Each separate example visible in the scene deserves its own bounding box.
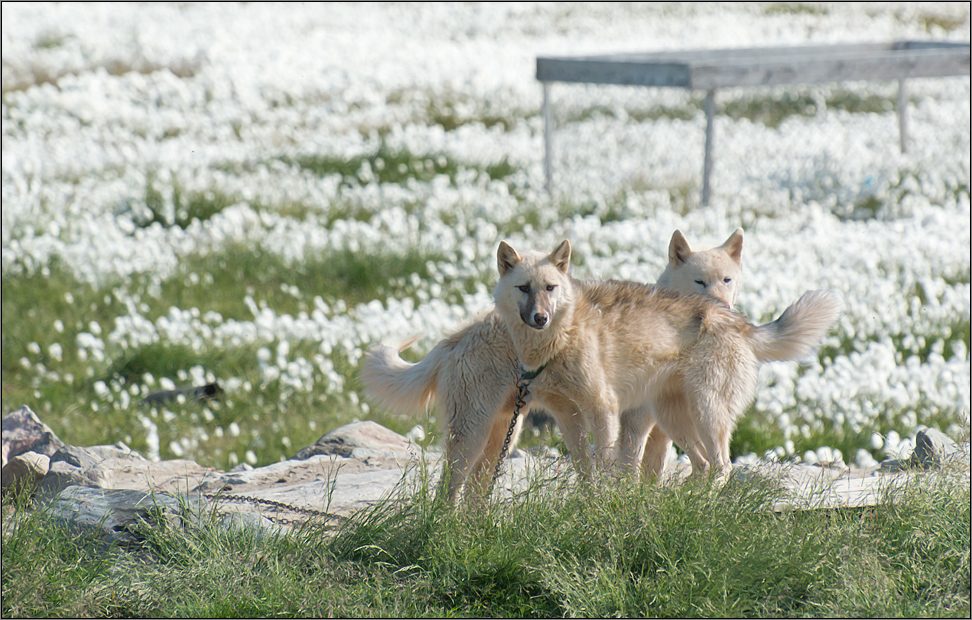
[203,490,348,530]
[492,377,532,485]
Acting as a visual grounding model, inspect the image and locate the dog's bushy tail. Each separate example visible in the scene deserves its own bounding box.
[360,337,444,415]
[750,290,842,363]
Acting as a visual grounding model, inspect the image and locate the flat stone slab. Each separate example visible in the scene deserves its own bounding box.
[17,418,969,540]
[33,449,971,541]
[36,444,217,499]
[729,461,968,512]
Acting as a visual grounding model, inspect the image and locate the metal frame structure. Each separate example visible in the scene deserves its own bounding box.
[537,41,970,206]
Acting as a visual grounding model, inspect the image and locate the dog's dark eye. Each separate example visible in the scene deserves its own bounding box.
[695,280,706,287]
[545,284,556,292]
[517,285,530,293]
[723,277,732,284]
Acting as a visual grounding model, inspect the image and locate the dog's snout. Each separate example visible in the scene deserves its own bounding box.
[533,312,548,327]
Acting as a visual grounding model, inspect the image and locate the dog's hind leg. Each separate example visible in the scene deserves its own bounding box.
[689,385,742,483]
[643,375,710,480]
[463,393,523,505]
[691,340,759,484]
[694,420,733,483]
[619,405,654,476]
[439,388,512,504]
[640,426,674,481]
[650,387,711,479]
[441,426,488,504]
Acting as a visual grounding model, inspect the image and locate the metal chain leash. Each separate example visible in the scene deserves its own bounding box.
[203,490,348,530]
[492,377,531,485]
[492,363,547,486]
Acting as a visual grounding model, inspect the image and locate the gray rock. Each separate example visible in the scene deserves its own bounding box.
[878,457,913,473]
[291,421,420,460]
[349,446,425,461]
[910,428,961,469]
[218,511,285,539]
[12,418,970,539]
[84,441,145,461]
[46,486,203,546]
[2,405,64,467]
[1,451,51,497]
[36,446,115,498]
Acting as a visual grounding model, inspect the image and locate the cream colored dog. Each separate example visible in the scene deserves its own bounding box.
[493,239,840,482]
[363,230,747,501]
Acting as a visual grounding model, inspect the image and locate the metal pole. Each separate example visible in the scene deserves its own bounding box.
[543,82,553,195]
[897,78,909,153]
[702,89,716,207]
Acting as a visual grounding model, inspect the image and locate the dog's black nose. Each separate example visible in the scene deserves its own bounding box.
[533,313,548,327]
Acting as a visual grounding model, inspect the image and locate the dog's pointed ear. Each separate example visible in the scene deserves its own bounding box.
[549,240,571,274]
[721,228,743,263]
[497,241,521,276]
[668,229,691,265]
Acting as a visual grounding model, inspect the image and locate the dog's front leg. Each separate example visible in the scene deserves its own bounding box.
[536,392,592,478]
[579,390,621,471]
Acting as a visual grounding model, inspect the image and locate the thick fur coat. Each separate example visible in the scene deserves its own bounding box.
[362,230,751,501]
[493,240,840,481]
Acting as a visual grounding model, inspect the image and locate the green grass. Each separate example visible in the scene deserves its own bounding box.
[919,12,969,33]
[720,90,894,130]
[427,98,517,133]
[568,88,898,132]
[3,468,969,617]
[155,242,446,320]
[1,243,448,468]
[764,3,829,17]
[138,173,238,229]
[280,143,516,191]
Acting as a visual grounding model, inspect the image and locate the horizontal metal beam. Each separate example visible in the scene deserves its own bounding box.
[537,40,970,90]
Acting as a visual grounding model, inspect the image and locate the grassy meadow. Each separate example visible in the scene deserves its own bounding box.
[1,2,969,468]
[2,3,970,617]
[3,466,969,617]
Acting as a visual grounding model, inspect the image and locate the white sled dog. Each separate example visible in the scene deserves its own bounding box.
[493,239,840,482]
[362,229,745,502]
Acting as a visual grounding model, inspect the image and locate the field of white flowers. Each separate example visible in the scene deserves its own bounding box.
[2,2,969,470]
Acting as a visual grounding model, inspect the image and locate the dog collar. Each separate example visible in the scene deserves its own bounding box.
[519,363,547,382]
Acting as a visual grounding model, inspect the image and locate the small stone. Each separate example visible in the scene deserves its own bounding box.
[290,421,419,460]
[1,451,50,497]
[2,405,64,467]
[911,428,960,469]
